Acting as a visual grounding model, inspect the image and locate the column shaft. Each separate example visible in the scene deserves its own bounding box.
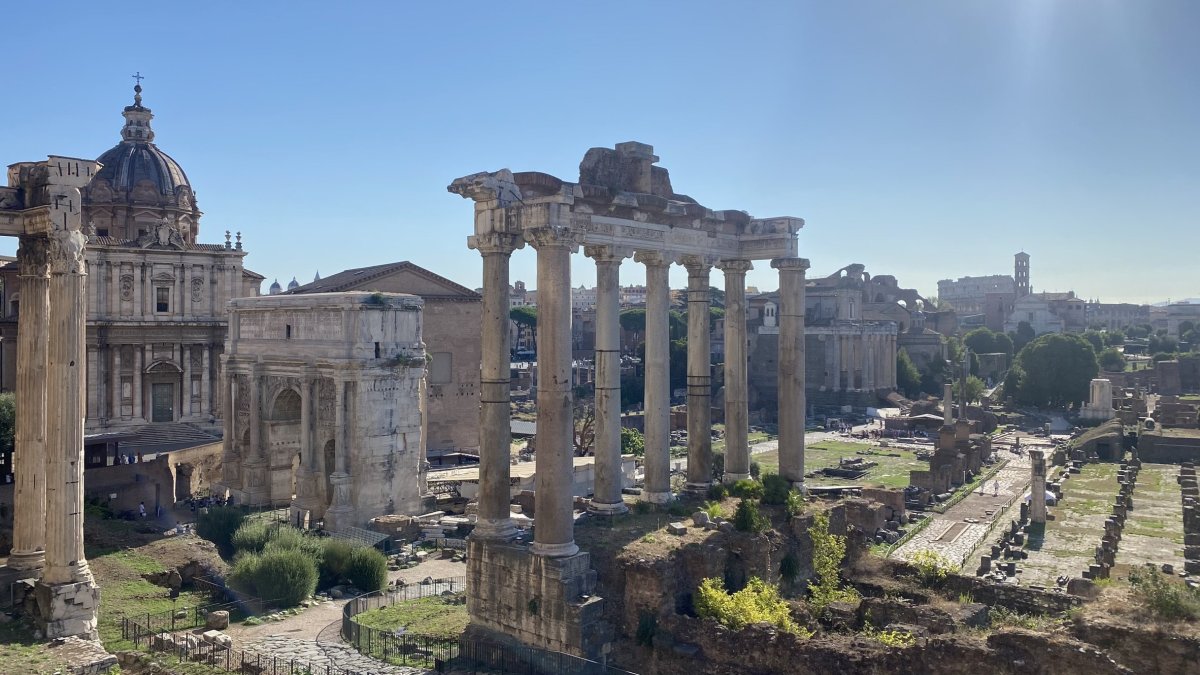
[588,248,627,513]
[112,347,122,419]
[530,230,578,557]
[639,253,671,503]
[43,232,93,585]
[472,234,520,540]
[774,258,809,486]
[9,236,50,571]
[200,345,211,417]
[719,260,752,483]
[684,258,712,492]
[132,346,143,421]
[182,344,192,419]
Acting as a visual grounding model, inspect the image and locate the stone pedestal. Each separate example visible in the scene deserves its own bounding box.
[465,539,608,658]
[324,472,354,532]
[31,579,100,640]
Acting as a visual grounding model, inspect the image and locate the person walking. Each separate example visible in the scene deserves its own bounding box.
[138,501,147,519]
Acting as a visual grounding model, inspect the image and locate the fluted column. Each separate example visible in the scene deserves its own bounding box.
[773,258,809,487]
[8,235,50,571]
[325,378,354,531]
[468,233,522,540]
[242,363,268,505]
[182,344,192,419]
[831,331,840,390]
[43,228,94,587]
[292,372,319,522]
[220,362,240,487]
[637,251,671,503]
[865,333,874,391]
[200,345,211,417]
[683,256,713,493]
[111,347,122,419]
[528,227,578,557]
[587,245,628,514]
[718,260,752,483]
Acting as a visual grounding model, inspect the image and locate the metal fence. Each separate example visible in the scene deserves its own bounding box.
[341,577,636,674]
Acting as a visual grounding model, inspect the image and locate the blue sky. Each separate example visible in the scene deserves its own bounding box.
[3,1,1196,304]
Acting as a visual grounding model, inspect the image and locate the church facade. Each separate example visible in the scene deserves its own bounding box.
[0,85,261,436]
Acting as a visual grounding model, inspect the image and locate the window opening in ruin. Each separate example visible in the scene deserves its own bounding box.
[156,287,169,313]
[286,324,292,339]
[374,342,381,359]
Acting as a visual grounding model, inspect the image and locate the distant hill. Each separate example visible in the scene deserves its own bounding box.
[1153,298,1200,306]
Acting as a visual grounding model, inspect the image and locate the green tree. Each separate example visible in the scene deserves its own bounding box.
[1179,320,1195,336]
[1104,330,1125,346]
[620,427,645,457]
[896,349,921,398]
[0,392,14,453]
[955,375,985,403]
[808,512,859,612]
[1010,333,1098,407]
[510,305,538,355]
[1149,334,1178,355]
[1082,330,1105,353]
[1012,321,1036,353]
[1098,347,1125,372]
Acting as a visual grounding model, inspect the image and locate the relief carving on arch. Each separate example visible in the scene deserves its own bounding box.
[318,378,335,423]
[191,277,204,302]
[120,275,134,300]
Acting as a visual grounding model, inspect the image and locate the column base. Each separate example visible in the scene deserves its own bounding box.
[587,500,629,515]
[32,578,99,640]
[789,480,807,494]
[471,518,518,541]
[722,472,750,484]
[324,505,354,533]
[530,540,580,558]
[639,490,673,504]
[684,481,712,495]
[5,549,46,572]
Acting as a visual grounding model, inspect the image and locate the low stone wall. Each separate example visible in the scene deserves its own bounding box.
[1139,430,1200,464]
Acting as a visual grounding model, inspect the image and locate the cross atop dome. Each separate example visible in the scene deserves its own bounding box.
[120,75,155,143]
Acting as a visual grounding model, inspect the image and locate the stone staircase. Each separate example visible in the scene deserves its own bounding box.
[119,422,221,453]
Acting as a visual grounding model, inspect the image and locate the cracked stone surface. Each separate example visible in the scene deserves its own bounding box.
[244,633,430,674]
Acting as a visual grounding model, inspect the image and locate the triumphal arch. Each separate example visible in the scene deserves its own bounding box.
[0,156,102,638]
[449,142,807,655]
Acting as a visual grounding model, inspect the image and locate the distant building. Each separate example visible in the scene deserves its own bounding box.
[1085,302,1150,331]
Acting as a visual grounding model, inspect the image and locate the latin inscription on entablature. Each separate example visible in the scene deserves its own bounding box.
[621,225,665,241]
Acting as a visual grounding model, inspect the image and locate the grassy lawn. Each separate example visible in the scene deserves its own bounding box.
[90,549,210,652]
[0,619,72,674]
[712,431,770,454]
[353,594,469,640]
[754,440,927,488]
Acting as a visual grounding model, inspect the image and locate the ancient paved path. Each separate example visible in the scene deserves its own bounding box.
[1114,463,1187,572]
[1019,463,1118,588]
[891,449,1032,569]
[243,632,429,674]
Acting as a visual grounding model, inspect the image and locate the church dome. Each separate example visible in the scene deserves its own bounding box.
[269,279,282,295]
[93,83,191,197]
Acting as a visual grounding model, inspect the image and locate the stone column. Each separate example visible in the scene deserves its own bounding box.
[683,256,713,493]
[719,260,752,483]
[132,346,143,421]
[831,331,840,390]
[326,378,354,530]
[182,344,192,419]
[944,383,955,425]
[586,245,628,514]
[108,261,118,318]
[864,334,874,391]
[86,346,98,421]
[773,258,809,486]
[638,251,671,503]
[528,227,578,557]
[200,345,211,418]
[1030,449,1047,525]
[242,364,268,505]
[292,373,319,522]
[220,363,239,487]
[8,235,50,572]
[38,224,101,639]
[111,346,122,419]
[468,233,522,540]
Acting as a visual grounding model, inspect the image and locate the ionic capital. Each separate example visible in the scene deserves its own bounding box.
[524,225,580,251]
[469,232,524,256]
[16,235,50,278]
[48,229,86,275]
[634,250,669,268]
[583,245,632,264]
[771,257,811,274]
[681,254,715,275]
[716,259,754,275]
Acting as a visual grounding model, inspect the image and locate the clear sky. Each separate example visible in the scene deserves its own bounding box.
[3,1,1197,304]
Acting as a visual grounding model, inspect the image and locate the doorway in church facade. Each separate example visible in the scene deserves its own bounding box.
[151,383,174,423]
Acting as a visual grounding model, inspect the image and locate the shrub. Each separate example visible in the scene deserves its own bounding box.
[228,552,263,596]
[908,550,954,586]
[761,473,791,505]
[196,506,245,556]
[263,528,327,569]
[633,500,653,515]
[702,501,724,520]
[344,546,388,592]
[320,539,355,588]
[711,452,725,482]
[231,520,275,554]
[863,621,916,647]
[733,499,768,533]
[1128,565,1200,620]
[808,512,859,612]
[707,483,729,501]
[252,549,318,607]
[731,479,764,500]
[785,490,806,518]
[667,501,691,518]
[695,577,809,636]
[749,461,762,480]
